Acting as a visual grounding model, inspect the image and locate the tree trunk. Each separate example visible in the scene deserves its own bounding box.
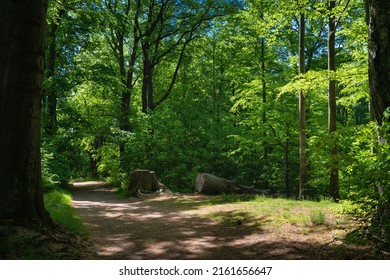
[367,0,390,251]
[88,136,104,178]
[195,173,267,195]
[298,12,307,199]
[261,37,269,159]
[128,170,169,196]
[0,0,52,225]
[364,1,377,154]
[117,42,133,170]
[104,2,141,173]
[368,0,390,126]
[141,44,155,113]
[328,0,340,201]
[284,123,291,197]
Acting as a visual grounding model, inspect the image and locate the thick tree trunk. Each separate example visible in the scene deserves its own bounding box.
[0,0,52,224]
[128,170,169,196]
[368,0,390,126]
[367,0,390,251]
[195,173,267,195]
[328,0,340,201]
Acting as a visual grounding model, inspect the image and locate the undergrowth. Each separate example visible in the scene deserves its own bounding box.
[163,194,358,231]
[1,190,88,259]
[44,189,87,235]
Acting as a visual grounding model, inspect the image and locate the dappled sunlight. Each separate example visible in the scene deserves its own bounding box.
[72,181,112,188]
[71,182,375,259]
[143,241,176,256]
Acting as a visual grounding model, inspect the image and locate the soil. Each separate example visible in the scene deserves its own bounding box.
[71,181,380,260]
[0,218,92,260]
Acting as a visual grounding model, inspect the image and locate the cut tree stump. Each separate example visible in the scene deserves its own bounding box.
[128,169,170,196]
[195,173,266,195]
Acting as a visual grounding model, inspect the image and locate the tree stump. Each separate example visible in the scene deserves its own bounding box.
[128,169,169,196]
[194,173,265,195]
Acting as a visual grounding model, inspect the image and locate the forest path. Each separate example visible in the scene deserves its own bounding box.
[71,182,364,259]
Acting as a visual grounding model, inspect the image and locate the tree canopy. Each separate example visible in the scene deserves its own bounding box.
[1,0,389,251]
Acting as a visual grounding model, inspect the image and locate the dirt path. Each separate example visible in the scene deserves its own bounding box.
[71,182,374,260]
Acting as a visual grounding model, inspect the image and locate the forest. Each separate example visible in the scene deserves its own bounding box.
[1,0,390,259]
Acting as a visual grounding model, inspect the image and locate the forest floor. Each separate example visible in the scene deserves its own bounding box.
[70,181,383,260]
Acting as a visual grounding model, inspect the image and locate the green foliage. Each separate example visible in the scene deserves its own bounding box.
[41,133,89,190]
[44,190,87,235]
[41,146,61,190]
[359,123,390,250]
[39,0,389,251]
[96,142,124,186]
[46,0,369,199]
[330,111,389,250]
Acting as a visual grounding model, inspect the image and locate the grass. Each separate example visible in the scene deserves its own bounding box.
[242,196,352,227]
[204,210,263,232]
[44,189,87,235]
[310,210,326,225]
[151,194,355,231]
[146,193,373,257]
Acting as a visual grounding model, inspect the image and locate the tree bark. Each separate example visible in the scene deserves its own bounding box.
[284,123,291,197]
[261,37,269,159]
[367,0,390,251]
[328,0,340,201]
[128,169,169,196]
[141,48,155,113]
[195,173,267,195]
[368,0,390,126]
[298,13,307,199]
[0,0,52,224]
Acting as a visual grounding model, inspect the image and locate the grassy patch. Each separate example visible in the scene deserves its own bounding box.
[310,210,326,225]
[146,193,365,250]
[205,210,263,232]
[167,194,351,230]
[208,194,259,204]
[44,190,87,235]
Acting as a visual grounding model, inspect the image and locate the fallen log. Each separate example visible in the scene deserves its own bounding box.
[194,173,264,195]
[128,169,170,196]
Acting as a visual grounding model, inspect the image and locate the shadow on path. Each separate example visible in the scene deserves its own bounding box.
[71,182,376,260]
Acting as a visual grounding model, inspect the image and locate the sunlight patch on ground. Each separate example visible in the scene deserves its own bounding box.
[71,184,375,259]
[72,181,111,187]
